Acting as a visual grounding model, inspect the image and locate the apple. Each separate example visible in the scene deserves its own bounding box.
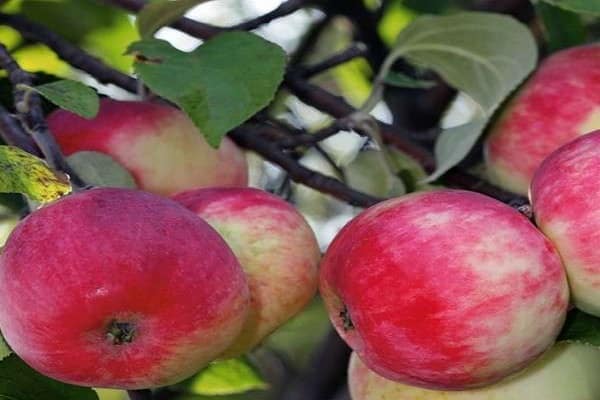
[320,189,568,390]
[531,130,600,316]
[173,187,320,357]
[484,44,600,195]
[0,188,250,389]
[348,342,600,400]
[47,99,248,196]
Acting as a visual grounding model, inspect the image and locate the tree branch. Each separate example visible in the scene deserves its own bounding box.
[0,104,40,156]
[0,13,138,93]
[0,43,84,187]
[297,43,368,78]
[230,124,383,207]
[103,0,308,39]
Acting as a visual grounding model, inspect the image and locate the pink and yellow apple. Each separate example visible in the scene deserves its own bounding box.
[320,189,569,390]
[47,99,248,196]
[348,343,600,400]
[485,44,600,195]
[0,188,250,389]
[531,130,600,316]
[173,187,320,357]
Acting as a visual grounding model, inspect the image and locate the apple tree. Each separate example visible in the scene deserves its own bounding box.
[0,1,599,400]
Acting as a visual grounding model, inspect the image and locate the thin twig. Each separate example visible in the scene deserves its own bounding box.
[103,0,307,39]
[0,44,85,187]
[230,124,383,207]
[0,13,138,93]
[297,43,369,78]
[0,104,40,155]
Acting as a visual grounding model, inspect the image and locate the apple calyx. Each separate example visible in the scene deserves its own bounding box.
[107,320,136,345]
[339,305,354,331]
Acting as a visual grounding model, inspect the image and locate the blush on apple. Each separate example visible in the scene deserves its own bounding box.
[320,190,568,390]
[531,130,600,316]
[484,44,600,195]
[348,343,600,400]
[0,188,250,389]
[173,187,320,357]
[47,99,248,196]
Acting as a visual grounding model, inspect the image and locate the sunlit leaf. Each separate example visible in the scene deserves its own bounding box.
[180,358,268,396]
[0,146,71,203]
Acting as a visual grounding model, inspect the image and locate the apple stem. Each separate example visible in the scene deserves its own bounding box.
[127,389,152,400]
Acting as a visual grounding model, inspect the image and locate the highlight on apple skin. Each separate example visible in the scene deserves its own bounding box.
[0,188,250,389]
[484,44,600,195]
[348,343,600,400]
[320,189,569,390]
[173,187,321,357]
[531,129,600,317]
[47,99,248,196]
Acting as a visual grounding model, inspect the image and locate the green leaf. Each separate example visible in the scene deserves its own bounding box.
[0,335,11,361]
[66,151,137,189]
[384,71,435,89]
[179,357,268,396]
[345,149,406,197]
[0,146,71,203]
[427,119,488,182]
[536,0,600,14]
[558,309,600,346]
[137,0,212,38]
[27,80,99,119]
[0,354,98,400]
[379,12,537,182]
[128,33,286,147]
[536,2,586,51]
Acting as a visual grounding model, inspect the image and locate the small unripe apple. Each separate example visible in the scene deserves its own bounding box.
[0,188,250,389]
[320,190,568,390]
[173,187,320,357]
[47,99,248,196]
[531,130,600,316]
[348,343,600,400]
[485,44,600,195]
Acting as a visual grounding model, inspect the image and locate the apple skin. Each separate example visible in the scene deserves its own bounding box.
[47,99,248,196]
[485,44,600,195]
[173,187,320,357]
[320,189,568,390]
[531,130,600,316]
[348,343,600,400]
[0,188,250,389]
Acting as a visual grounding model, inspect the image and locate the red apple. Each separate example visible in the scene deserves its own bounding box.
[348,343,600,400]
[485,44,600,195]
[173,187,320,357]
[531,130,600,316]
[320,190,568,390]
[0,188,250,389]
[47,99,248,196]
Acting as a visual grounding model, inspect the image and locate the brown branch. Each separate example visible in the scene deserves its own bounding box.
[103,0,308,39]
[0,13,138,93]
[284,74,436,170]
[230,124,383,207]
[297,43,368,78]
[0,43,85,187]
[0,104,41,156]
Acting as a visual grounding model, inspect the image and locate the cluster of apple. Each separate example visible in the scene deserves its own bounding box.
[0,43,599,398]
[0,99,321,388]
[337,43,600,399]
